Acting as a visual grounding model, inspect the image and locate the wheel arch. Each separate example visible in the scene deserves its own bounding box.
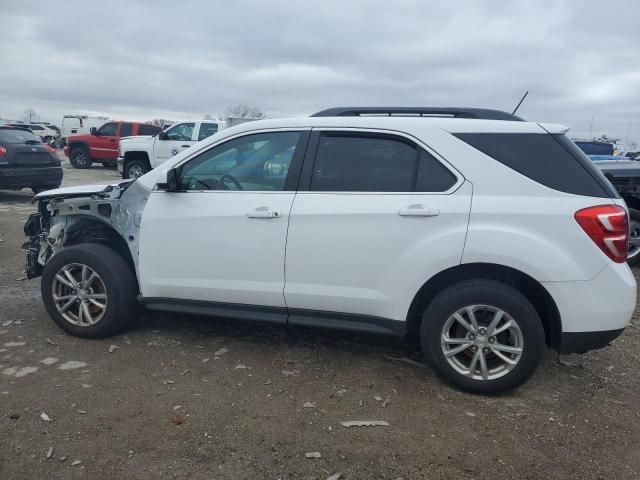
[123,151,151,167]
[61,216,138,291]
[67,140,90,152]
[406,262,562,350]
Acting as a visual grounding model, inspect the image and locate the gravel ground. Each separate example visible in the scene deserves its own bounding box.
[1,156,639,479]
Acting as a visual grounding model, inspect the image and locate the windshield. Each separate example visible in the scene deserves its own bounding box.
[0,129,42,143]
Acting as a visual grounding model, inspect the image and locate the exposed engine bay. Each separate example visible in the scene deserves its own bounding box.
[22,179,149,279]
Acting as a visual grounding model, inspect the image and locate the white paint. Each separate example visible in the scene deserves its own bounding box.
[40,357,59,365]
[58,361,88,370]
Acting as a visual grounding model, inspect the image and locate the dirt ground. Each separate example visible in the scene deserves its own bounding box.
[1,156,639,480]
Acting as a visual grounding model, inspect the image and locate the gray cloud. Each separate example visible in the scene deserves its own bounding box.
[1,0,639,144]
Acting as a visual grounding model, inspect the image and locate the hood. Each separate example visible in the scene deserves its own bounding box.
[120,135,154,144]
[32,180,134,202]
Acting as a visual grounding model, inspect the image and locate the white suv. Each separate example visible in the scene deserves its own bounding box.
[22,107,636,393]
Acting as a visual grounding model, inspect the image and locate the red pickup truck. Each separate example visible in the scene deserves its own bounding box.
[64,121,161,169]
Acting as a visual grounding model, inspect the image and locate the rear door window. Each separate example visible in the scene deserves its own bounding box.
[198,123,219,141]
[119,123,133,137]
[139,124,161,136]
[454,133,618,198]
[309,133,457,192]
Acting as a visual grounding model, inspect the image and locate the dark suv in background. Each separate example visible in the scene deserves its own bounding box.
[0,126,62,194]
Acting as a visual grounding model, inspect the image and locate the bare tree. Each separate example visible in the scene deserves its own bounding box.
[224,105,266,120]
[23,108,38,123]
[203,114,213,120]
[149,118,173,128]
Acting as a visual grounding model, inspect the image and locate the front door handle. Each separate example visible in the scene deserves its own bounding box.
[247,207,281,219]
[181,144,190,148]
[398,204,440,217]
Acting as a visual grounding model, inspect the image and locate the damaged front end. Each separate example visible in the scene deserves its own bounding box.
[21,180,150,279]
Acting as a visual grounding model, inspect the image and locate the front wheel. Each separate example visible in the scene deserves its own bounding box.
[124,159,150,179]
[41,244,138,338]
[421,279,544,394]
[69,147,92,169]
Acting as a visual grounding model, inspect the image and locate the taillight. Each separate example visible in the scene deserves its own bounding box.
[0,146,6,156]
[575,205,628,263]
[47,144,56,154]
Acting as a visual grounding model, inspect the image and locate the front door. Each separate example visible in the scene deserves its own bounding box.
[92,122,119,160]
[139,130,309,317]
[154,122,196,163]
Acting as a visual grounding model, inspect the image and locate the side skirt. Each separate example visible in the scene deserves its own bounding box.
[142,298,405,337]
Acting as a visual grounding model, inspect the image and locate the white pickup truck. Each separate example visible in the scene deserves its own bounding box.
[117,120,222,178]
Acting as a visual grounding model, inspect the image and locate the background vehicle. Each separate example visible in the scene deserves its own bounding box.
[60,115,110,146]
[575,140,640,266]
[0,125,62,194]
[65,121,162,169]
[23,107,635,394]
[118,120,222,178]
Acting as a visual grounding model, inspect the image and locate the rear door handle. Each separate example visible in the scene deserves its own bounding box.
[398,205,440,217]
[181,144,190,148]
[246,207,281,219]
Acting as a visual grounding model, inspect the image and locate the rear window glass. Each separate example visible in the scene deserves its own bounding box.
[120,123,133,137]
[454,133,618,198]
[0,129,41,143]
[139,124,161,136]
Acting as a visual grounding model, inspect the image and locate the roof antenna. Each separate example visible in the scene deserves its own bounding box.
[512,91,529,115]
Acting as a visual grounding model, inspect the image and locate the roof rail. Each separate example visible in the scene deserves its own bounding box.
[310,107,524,122]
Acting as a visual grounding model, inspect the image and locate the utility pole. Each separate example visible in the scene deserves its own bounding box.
[589,116,594,139]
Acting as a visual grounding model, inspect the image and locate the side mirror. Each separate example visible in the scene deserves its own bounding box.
[90,127,98,135]
[156,168,179,191]
[158,131,168,140]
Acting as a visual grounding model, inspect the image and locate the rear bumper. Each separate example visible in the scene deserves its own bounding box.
[543,262,636,353]
[63,147,70,157]
[0,166,63,189]
[559,329,624,354]
[117,156,124,174]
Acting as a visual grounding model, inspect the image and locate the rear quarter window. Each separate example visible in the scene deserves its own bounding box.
[454,133,618,198]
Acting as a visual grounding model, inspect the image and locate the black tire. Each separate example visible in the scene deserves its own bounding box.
[421,279,544,394]
[627,209,640,267]
[41,244,138,338]
[124,159,150,179]
[69,147,92,169]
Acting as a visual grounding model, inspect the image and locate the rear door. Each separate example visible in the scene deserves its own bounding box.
[284,129,472,325]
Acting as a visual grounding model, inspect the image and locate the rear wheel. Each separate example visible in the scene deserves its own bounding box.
[69,147,91,169]
[627,209,640,267]
[125,159,150,179]
[41,244,138,338]
[421,279,544,394]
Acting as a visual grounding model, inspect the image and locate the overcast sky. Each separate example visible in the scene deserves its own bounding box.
[1,0,639,144]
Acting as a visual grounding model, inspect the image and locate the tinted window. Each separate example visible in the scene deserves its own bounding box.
[179,131,301,191]
[311,135,417,192]
[575,141,613,156]
[98,122,118,136]
[28,125,44,131]
[165,122,195,141]
[120,123,133,137]
[0,129,41,143]
[198,123,219,141]
[416,150,457,192]
[139,124,161,136]
[455,133,617,198]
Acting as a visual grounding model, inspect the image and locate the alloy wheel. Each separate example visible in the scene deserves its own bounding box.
[51,263,108,326]
[440,304,524,381]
